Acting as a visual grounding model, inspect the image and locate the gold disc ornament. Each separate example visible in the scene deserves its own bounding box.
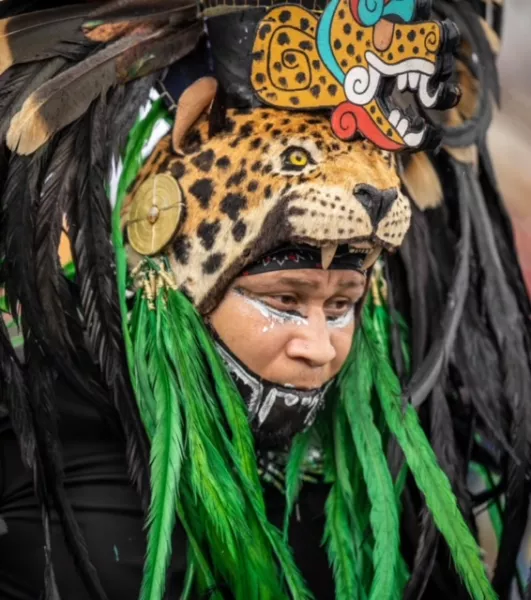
[127,174,182,256]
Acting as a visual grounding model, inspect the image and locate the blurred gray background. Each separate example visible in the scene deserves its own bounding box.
[486,1,531,592]
[490,0,531,289]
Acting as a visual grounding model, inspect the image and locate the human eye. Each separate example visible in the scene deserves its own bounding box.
[263,294,300,313]
[325,297,356,320]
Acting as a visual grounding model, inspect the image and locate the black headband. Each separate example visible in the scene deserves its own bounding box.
[240,244,368,277]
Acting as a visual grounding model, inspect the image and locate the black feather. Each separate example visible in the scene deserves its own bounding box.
[41,503,62,600]
[24,336,109,600]
[1,135,112,416]
[403,160,471,408]
[2,150,108,600]
[466,174,530,598]
[452,270,514,457]
[0,4,92,74]
[405,383,472,599]
[1,316,61,600]
[33,126,118,423]
[107,74,157,160]
[0,60,65,139]
[479,143,531,342]
[397,205,433,371]
[67,99,151,508]
[404,507,440,600]
[0,311,34,467]
[34,128,77,353]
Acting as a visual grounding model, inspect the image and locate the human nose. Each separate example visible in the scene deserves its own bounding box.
[285,314,336,367]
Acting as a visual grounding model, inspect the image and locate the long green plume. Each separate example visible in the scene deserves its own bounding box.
[319,395,370,600]
[138,294,184,600]
[323,481,360,599]
[361,312,497,600]
[340,332,401,600]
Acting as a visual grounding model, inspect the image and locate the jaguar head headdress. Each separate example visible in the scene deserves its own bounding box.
[118,0,459,311]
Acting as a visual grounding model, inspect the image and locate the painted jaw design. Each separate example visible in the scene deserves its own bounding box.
[339,16,458,150]
[346,51,446,149]
[251,0,460,151]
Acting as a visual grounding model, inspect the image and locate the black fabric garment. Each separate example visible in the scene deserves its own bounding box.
[0,377,334,600]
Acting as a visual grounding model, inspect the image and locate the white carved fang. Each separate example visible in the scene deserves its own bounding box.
[418,73,442,108]
[397,118,409,137]
[397,73,408,91]
[408,72,420,90]
[321,244,338,270]
[404,126,427,148]
[388,109,401,128]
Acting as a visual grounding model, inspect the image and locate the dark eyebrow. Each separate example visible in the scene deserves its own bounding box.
[264,276,365,290]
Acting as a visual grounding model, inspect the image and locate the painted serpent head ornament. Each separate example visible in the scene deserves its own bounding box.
[250,0,460,150]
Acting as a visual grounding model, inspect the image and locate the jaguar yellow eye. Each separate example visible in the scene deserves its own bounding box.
[289,150,308,167]
[281,146,313,171]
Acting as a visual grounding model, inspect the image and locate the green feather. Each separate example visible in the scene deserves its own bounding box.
[323,483,360,600]
[112,99,170,383]
[131,295,156,435]
[340,332,400,600]
[362,315,497,600]
[139,295,184,600]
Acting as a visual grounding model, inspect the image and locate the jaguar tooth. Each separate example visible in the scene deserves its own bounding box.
[362,247,382,269]
[408,72,420,90]
[388,109,401,128]
[397,73,408,91]
[403,125,427,148]
[397,118,409,137]
[349,244,372,254]
[321,244,338,270]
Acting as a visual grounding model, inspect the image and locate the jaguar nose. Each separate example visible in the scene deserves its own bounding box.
[353,184,398,229]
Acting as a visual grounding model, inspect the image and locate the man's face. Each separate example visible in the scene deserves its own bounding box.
[209,268,366,389]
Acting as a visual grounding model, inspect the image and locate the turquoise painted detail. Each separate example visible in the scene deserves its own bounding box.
[317,0,345,84]
[358,0,416,27]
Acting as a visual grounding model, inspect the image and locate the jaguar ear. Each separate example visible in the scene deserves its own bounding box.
[171,76,218,153]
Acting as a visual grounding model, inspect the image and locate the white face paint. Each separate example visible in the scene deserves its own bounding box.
[239,293,309,327]
[326,306,355,329]
[235,289,355,331]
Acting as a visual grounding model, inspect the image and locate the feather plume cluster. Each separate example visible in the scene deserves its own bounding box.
[0,0,530,599]
[0,1,201,598]
[389,2,531,598]
[0,0,200,154]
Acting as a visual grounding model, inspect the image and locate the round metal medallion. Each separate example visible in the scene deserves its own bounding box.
[127,174,182,256]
